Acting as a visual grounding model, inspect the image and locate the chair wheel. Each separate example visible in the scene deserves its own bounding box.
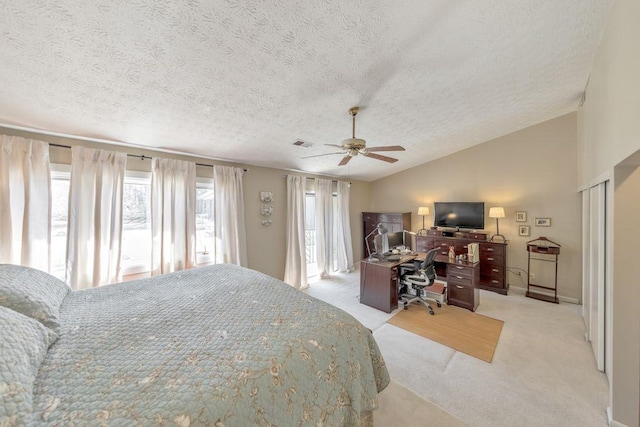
[437,302,442,307]
[403,303,408,310]
[429,309,435,315]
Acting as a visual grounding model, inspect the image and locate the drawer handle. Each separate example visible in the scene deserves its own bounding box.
[455,275,463,279]
[456,285,464,289]
[455,266,464,269]
[488,248,494,252]
[463,245,468,249]
[487,257,494,261]
[492,269,499,272]
[492,280,499,284]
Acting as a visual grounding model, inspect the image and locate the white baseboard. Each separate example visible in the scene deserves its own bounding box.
[609,420,628,427]
[508,285,580,305]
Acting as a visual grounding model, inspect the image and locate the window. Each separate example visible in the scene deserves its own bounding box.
[304,191,338,279]
[49,167,212,279]
[50,165,71,280]
[121,172,152,275]
[196,178,214,264]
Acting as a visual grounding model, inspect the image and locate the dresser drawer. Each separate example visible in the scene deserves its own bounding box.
[415,236,435,252]
[468,232,487,240]
[480,264,505,279]
[480,243,506,257]
[480,276,506,289]
[480,253,504,266]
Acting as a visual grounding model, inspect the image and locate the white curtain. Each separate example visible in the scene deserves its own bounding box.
[212,165,247,266]
[315,178,333,279]
[284,175,307,289]
[0,136,51,272]
[151,158,196,275]
[335,181,354,272]
[66,147,126,289]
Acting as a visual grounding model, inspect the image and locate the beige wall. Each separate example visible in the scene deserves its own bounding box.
[0,126,371,281]
[369,113,581,301]
[578,0,640,425]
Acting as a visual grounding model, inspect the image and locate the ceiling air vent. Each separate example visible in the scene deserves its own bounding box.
[293,140,313,148]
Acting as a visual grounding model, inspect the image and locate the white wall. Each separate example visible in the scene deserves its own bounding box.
[369,113,581,301]
[578,0,640,425]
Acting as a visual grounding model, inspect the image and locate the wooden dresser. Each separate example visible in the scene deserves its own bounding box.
[362,212,411,258]
[416,230,508,295]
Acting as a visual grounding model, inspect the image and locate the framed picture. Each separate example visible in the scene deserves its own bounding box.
[518,225,530,236]
[535,217,551,227]
[259,191,273,202]
[515,211,527,222]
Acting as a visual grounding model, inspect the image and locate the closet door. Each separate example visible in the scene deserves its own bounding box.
[581,190,590,333]
[588,182,606,372]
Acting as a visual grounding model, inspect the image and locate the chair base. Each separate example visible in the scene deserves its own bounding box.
[399,292,441,315]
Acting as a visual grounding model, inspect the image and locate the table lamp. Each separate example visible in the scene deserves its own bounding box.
[365,223,388,261]
[417,206,429,236]
[489,207,505,242]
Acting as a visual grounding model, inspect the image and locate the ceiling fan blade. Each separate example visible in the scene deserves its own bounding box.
[365,145,406,152]
[361,152,398,163]
[324,143,345,149]
[301,152,345,159]
[338,155,352,166]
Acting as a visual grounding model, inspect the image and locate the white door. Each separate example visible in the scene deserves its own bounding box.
[581,190,590,333]
[588,182,606,371]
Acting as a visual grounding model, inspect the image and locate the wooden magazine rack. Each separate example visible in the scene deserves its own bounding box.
[526,237,561,303]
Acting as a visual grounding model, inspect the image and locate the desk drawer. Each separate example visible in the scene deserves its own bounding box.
[448,283,474,310]
[447,273,473,287]
[447,263,475,279]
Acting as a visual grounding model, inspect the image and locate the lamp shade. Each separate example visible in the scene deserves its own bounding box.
[418,206,430,216]
[489,207,505,218]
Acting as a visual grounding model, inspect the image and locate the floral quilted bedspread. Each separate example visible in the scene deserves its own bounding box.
[33,264,389,425]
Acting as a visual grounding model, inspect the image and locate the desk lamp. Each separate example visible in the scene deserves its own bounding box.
[417,207,429,236]
[365,223,388,261]
[489,207,506,242]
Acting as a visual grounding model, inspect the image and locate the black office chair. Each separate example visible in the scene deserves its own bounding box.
[399,248,441,315]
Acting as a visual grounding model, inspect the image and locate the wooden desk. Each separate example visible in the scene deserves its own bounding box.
[359,254,480,312]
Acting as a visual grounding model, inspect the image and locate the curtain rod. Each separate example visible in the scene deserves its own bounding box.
[49,143,247,171]
[283,174,351,184]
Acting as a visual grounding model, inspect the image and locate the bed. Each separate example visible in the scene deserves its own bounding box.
[0,263,389,426]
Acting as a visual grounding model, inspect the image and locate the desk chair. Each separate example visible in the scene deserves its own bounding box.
[399,248,441,315]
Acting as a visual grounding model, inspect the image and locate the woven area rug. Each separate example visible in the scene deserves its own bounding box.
[387,303,504,363]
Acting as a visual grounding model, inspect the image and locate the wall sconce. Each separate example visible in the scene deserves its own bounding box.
[417,206,430,236]
[489,207,506,242]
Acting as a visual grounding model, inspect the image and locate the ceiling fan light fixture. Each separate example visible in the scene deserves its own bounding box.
[341,137,366,150]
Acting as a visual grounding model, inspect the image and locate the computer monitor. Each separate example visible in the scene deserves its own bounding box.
[386,231,404,249]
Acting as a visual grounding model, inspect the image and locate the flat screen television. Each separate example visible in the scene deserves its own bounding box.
[433,202,485,230]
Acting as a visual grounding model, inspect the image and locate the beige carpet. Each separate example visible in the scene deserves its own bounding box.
[387,303,503,363]
[375,380,469,427]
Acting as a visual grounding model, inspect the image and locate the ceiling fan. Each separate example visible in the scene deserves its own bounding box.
[303,107,405,166]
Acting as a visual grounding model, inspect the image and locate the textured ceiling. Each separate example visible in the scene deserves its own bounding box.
[0,0,611,181]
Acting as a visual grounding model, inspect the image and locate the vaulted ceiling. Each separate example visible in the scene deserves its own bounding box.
[0,1,611,181]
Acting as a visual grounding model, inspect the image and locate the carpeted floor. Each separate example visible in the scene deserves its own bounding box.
[304,270,610,427]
